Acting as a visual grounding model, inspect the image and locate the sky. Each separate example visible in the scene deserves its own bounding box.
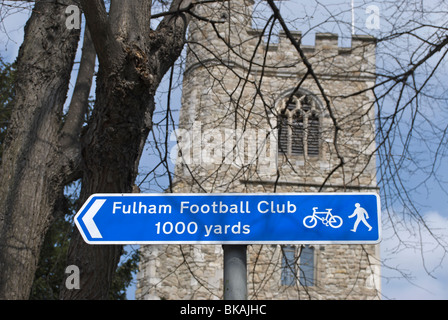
[380,211,448,299]
[1,1,447,300]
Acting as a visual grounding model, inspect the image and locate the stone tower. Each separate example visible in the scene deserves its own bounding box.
[136,0,380,300]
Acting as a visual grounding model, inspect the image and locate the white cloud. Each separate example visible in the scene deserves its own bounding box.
[381,211,448,299]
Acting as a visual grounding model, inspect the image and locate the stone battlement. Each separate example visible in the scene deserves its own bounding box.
[186,1,376,79]
[247,29,375,53]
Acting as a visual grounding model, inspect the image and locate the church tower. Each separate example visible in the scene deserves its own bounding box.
[136,0,380,300]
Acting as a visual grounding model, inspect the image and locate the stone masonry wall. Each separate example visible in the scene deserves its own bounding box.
[136,0,380,300]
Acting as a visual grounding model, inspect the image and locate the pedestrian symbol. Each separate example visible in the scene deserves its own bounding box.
[348,203,372,232]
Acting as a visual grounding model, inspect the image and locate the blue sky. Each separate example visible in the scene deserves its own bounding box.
[1,1,447,300]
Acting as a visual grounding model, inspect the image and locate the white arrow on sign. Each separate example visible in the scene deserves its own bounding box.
[82,199,106,239]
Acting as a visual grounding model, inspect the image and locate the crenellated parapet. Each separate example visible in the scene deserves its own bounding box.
[185,0,376,79]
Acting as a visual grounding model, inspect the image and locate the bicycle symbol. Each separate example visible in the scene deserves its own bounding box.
[303,207,343,229]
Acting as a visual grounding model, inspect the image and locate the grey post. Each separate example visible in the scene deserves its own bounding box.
[223,245,247,300]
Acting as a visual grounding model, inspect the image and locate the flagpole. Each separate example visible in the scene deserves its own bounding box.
[351,0,355,35]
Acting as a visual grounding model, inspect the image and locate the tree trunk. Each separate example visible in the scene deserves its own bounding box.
[60,0,191,299]
[60,56,155,300]
[0,0,80,299]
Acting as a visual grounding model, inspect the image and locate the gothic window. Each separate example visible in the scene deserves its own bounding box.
[278,92,321,157]
[281,245,315,287]
[281,245,296,286]
[298,245,315,287]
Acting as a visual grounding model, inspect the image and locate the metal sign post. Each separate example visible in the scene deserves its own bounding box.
[223,245,247,300]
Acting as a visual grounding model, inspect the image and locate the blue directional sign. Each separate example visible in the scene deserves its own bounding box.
[74,193,381,245]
